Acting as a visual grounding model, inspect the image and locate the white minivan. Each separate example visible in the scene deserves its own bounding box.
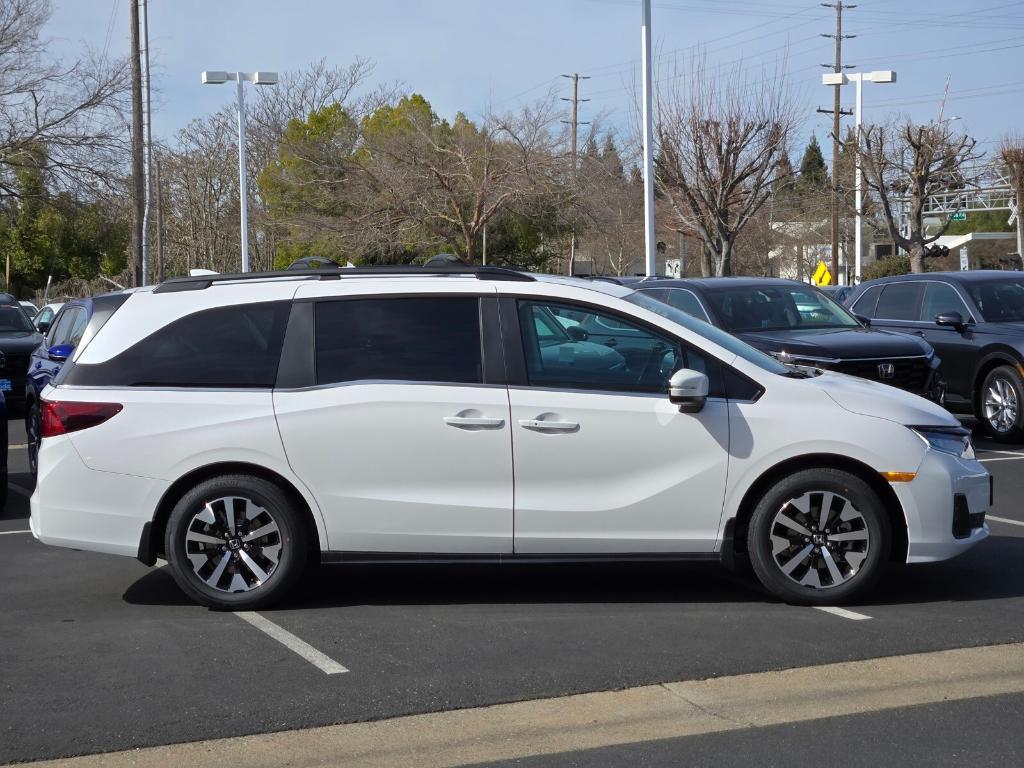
[30,266,990,609]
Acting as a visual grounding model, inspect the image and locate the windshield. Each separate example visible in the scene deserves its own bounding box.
[705,285,861,332]
[0,304,36,334]
[966,279,1024,323]
[624,290,789,376]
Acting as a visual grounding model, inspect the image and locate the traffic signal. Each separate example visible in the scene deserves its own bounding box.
[924,245,950,259]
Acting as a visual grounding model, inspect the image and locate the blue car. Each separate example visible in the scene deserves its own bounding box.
[25,298,94,477]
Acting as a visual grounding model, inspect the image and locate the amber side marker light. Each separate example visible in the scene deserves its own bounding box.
[881,471,916,483]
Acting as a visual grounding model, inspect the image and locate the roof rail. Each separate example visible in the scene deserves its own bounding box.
[152,264,535,293]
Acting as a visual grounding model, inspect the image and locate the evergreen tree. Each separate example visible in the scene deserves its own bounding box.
[796,135,830,193]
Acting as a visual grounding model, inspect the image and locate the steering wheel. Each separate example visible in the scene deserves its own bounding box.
[636,343,671,387]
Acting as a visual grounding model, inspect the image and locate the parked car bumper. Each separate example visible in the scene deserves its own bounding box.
[896,448,990,563]
[30,434,168,558]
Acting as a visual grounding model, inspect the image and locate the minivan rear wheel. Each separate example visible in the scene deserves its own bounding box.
[165,474,307,610]
[747,469,889,606]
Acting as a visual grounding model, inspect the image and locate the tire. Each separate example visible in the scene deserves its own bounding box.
[746,469,890,606]
[979,365,1024,442]
[26,402,40,480]
[165,474,308,610]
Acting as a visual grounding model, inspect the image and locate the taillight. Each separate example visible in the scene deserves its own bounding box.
[41,399,123,438]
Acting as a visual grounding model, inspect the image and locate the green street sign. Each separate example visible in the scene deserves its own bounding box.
[950,211,967,221]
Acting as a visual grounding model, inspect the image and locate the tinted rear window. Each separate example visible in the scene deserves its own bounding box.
[874,282,924,321]
[315,297,482,385]
[65,302,290,388]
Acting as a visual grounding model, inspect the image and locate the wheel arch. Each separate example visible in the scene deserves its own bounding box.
[142,462,324,566]
[727,453,908,564]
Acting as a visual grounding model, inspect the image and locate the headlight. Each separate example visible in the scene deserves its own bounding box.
[911,426,976,460]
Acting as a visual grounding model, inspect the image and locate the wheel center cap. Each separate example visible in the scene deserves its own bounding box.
[227,538,242,552]
[812,533,827,547]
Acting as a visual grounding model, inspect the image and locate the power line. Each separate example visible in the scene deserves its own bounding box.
[561,73,591,277]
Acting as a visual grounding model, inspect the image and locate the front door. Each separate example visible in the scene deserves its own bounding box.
[274,290,513,554]
[507,299,730,554]
[916,281,979,401]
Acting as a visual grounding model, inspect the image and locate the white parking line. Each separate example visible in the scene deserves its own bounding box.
[988,514,1024,528]
[8,442,26,449]
[976,448,1024,456]
[814,606,872,621]
[978,456,1024,463]
[0,529,30,535]
[236,611,349,675]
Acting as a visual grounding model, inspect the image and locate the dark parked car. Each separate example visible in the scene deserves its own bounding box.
[25,298,96,475]
[0,293,44,410]
[632,277,943,400]
[847,270,1024,440]
[821,285,853,305]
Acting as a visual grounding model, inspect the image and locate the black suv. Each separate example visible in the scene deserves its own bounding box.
[847,270,1024,440]
[632,277,943,400]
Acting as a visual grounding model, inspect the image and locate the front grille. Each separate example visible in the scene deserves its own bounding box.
[823,356,931,394]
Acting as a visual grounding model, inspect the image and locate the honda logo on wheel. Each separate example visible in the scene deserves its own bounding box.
[878,363,895,379]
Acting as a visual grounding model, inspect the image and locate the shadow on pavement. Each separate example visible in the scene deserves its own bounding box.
[123,535,1024,611]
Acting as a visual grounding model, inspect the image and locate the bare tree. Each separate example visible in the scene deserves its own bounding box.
[365,95,563,263]
[1000,134,1024,262]
[654,58,800,276]
[0,0,129,197]
[858,116,981,273]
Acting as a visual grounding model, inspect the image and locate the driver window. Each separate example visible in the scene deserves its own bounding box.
[517,300,714,394]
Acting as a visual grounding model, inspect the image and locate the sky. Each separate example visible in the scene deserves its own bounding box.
[42,0,1024,161]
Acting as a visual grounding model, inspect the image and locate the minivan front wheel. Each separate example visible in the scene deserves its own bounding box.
[165,475,307,610]
[747,469,889,605]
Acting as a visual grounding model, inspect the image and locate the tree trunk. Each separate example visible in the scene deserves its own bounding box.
[909,245,925,274]
[700,244,713,277]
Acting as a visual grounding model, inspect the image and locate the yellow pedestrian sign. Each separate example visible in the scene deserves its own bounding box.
[812,260,832,286]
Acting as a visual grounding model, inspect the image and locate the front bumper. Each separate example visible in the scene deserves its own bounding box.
[893,448,990,563]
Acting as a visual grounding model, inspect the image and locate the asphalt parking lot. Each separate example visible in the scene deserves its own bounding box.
[2,416,1023,766]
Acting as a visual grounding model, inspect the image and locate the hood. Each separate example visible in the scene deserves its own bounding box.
[738,327,931,360]
[813,370,958,427]
[0,332,43,354]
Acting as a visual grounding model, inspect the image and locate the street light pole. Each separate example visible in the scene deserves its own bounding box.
[641,0,657,277]
[201,70,278,272]
[235,73,250,273]
[823,70,895,284]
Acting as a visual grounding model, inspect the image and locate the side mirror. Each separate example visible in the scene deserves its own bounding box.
[47,343,73,363]
[565,325,589,342]
[668,368,709,413]
[935,311,966,332]
[37,320,51,334]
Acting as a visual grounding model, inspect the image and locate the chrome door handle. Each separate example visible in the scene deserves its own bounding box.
[518,419,580,432]
[444,416,505,429]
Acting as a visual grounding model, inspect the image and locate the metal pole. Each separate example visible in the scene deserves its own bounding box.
[641,0,656,276]
[1017,192,1023,268]
[482,224,487,265]
[854,74,863,284]
[236,73,250,273]
[140,0,152,285]
[830,0,843,284]
[129,0,144,286]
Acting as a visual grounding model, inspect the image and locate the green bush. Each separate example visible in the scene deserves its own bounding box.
[862,254,910,281]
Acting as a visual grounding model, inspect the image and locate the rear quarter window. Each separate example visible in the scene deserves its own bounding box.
[63,301,290,388]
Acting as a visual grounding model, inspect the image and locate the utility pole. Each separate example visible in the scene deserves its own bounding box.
[140,0,152,286]
[819,1,855,283]
[155,159,165,283]
[129,0,144,287]
[562,73,590,276]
